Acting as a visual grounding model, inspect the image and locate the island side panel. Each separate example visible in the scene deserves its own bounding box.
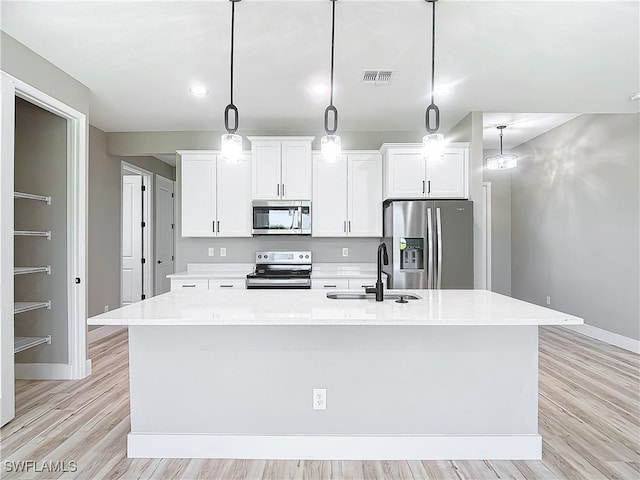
[128,325,538,437]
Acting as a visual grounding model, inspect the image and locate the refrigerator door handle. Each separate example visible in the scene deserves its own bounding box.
[436,207,442,289]
[426,207,434,289]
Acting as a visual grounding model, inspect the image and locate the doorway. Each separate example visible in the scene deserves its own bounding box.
[154,175,175,295]
[121,162,152,306]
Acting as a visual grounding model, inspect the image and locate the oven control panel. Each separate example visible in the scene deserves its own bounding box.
[255,251,312,265]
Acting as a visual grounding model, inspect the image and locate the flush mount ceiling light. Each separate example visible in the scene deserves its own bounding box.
[189,85,209,96]
[321,0,341,163]
[631,92,640,101]
[486,125,518,170]
[422,0,445,160]
[221,0,242,162]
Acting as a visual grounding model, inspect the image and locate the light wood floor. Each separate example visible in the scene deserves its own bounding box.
[1,327,639,479]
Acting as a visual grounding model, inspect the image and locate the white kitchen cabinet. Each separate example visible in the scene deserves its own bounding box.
[381,143,469,200]
[348,277,377,290]
[312,151,382,237]
[170,279,209,290]
[179,151,251,237]
[208,279,245,290]
[248,137,314,200]
[311,279,349,290]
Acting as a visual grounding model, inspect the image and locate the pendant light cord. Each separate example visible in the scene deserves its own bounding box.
[224,0,239,134]
[429,0,436,106]
[330,0,336,107]
[499,129,504,155]
[230,0,235,106]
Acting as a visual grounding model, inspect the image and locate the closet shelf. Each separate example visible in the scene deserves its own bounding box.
[14,301,51,315]
[14,230,51,240]
[14,191,51,205]
[14,336,51,354]
[14,266,51,276]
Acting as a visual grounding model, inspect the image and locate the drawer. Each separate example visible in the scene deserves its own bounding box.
[171,279,208,290]
[208,279,246,289]
[311,278,349,290]
[348,278,377,290]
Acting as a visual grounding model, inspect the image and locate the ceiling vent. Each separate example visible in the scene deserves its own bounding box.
[361,70,394,85]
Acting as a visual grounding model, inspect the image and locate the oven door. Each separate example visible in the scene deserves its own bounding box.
[252,201,311,235]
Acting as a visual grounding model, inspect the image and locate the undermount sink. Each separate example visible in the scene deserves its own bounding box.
[326,292,422,301]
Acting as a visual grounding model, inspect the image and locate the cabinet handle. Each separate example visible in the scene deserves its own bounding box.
[343,220,346,233]
[422,180,425,194]
[428,180,431,194]
[182,284,196,288]
[324,284,337,288]
[219,284,234,288]
[217,220,220,233]
[282,183,285,197]
[212,221,215,233]
[277,184,280,196]
[362,284,374,288]
[348,221,351,233]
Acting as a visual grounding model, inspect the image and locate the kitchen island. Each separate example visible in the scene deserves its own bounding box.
[88,289,582,460]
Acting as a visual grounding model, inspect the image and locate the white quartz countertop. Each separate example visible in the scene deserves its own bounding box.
[88,289,583,327]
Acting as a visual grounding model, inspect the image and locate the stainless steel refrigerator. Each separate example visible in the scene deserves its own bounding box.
[382,200,474,289]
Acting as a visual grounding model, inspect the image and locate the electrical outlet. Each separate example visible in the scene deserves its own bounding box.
[546,296,551,306]
[313,388,327,410]
[342,248,349,257]
[208,247,215,257]
[104,305,109,313]
[220,247,227,257]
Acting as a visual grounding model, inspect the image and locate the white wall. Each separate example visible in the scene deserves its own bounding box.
[511,114,639,341]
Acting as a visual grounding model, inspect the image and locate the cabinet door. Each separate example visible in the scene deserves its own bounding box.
[348,277,377,290]
[427,146,468,198]
[171,279,208,291]
[181,154,216,237]
[216,153,252,237]
[384,148,426,199]
[251,140,282,200]
[312,153,348,237]
[348,153,382,237]
[281,140,312,200]
[208,279,246,289]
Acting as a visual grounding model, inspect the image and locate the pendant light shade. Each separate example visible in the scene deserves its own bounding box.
[321,0,341,163]
[422,0,445,160]
[221,0,242,162]
[486,125,518,170]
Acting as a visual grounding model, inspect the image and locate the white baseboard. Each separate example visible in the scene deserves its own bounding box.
[563,324,640,354]
[15,362,72,380]
[88,325,126,344]
[127,433,542,460]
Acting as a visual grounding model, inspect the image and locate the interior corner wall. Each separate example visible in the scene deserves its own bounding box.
[511,113,640,341]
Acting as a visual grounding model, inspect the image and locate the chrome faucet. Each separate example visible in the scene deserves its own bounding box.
[366,242,389,301]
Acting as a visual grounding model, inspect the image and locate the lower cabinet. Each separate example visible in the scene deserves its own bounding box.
[208,280,245,290]
[170,279,246,291]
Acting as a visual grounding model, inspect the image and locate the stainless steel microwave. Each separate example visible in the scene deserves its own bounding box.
[252,200,311,235]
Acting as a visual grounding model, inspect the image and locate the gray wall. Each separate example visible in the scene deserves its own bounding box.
[483,149,512,296]
[511,114,639,340]
[14,98,68,364]
[88,126,175,323]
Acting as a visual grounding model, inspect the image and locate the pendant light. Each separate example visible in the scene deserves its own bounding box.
[486,125,518,170]
[221,0,242,162]
[423,0,445,160]
[321,0,341,163]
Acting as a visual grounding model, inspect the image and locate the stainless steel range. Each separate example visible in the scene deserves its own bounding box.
[245,251,312,289]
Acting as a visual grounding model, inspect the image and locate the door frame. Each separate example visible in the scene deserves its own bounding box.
[1,71,88,425]
[121,161,153,302]
[154,175,175,295]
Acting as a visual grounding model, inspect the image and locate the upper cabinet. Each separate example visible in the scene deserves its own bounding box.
[381,143,469,200]
[179,151,252,237]
[312,151,382,237]
[248,136,314,200]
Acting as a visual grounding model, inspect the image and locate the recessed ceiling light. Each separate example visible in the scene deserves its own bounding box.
[189,85,209,96]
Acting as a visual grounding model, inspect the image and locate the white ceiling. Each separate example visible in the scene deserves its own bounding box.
[1,0,638,152]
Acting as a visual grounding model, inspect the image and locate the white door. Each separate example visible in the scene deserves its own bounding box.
[216,154,252,237]
[1,74,16,426]
[386,149,426,199]
[122,175,143,305]
[181,153,216,237]
[427,146,468,198]
[281,140,312,200]
[155,175,174,295]
[312,153,348,237]
[348,152,383,237]
[251,141,282,200]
